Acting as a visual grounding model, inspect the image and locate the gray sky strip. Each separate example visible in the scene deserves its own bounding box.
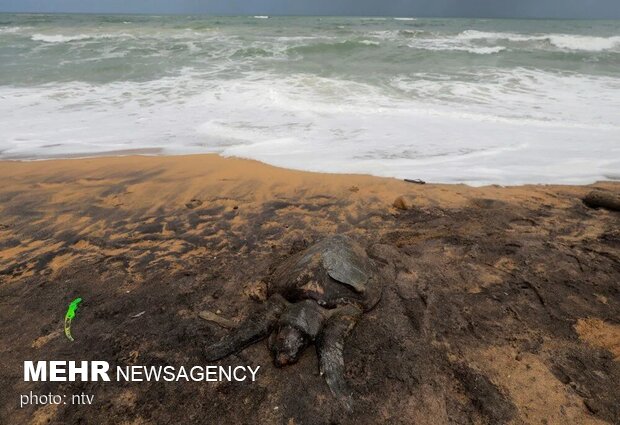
[1,0,620,19]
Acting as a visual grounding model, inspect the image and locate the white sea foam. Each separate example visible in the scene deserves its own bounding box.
[370,29,506,54]
[394,18,416,21]
[456,30,620,52]
[457,30,533,42]
[466,46,506,54]
[416,43,506,54]
[31,33,93,43]
[548,34,620,51]
[0,26,23,34]
[390,68,620,128]
[31,33,130,43]
[1,68,618,185]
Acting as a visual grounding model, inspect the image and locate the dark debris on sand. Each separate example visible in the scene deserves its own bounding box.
[0,182,619,425]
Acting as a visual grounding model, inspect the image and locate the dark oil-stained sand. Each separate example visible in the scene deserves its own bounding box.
[0,155,619,424]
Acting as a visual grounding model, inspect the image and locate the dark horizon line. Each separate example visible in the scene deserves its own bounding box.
[1,10,619,21]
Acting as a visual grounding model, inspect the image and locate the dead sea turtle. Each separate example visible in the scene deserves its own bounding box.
[205,235,382,409]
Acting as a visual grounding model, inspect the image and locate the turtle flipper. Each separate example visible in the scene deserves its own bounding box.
[316,304,362,411]
[205,294,288,361]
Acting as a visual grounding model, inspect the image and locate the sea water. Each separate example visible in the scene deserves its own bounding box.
[1,14,619,185]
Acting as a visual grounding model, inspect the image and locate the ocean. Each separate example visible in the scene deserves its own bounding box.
[1,14,619,185]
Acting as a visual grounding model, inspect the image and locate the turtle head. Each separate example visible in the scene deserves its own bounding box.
[270,325,309,367]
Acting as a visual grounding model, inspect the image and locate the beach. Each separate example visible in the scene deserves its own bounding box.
[1,154,619,424]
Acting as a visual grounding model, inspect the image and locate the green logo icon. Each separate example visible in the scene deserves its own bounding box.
[64,298,82,341]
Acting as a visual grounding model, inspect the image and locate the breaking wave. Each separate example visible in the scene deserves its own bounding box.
[414,44,506,54]
[457,30,620,52]
[31,33,92,43]
[0,26,23,34]
[31,33,126,43]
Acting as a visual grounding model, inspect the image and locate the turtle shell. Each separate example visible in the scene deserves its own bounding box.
[268,235,381,311]
[320,236,371,293]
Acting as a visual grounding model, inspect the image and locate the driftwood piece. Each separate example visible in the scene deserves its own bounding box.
[199,310,237,329]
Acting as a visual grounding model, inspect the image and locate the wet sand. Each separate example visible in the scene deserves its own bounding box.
[0,155,619,424]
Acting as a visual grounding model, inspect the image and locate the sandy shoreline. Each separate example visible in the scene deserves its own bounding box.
[1,154,619,424]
